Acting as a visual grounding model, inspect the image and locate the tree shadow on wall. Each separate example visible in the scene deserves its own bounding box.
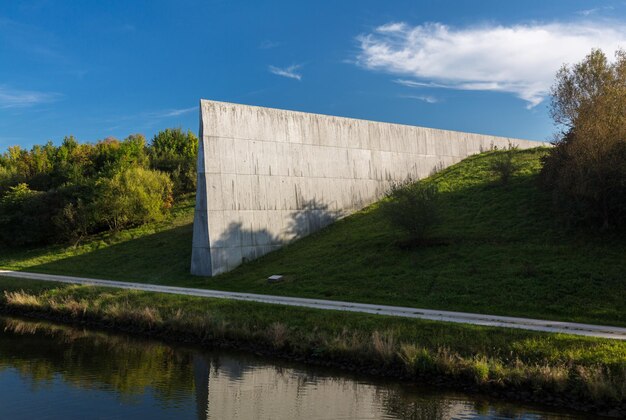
[208,198,344,266]
[212,198,344,247]
[286,199,343,240]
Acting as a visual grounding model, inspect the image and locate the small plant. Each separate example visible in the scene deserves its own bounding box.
[380,180,440,245]
[371,331,396,364]
[489,145,519,185]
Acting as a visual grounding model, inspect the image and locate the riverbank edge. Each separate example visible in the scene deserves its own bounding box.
[0,286,624,417]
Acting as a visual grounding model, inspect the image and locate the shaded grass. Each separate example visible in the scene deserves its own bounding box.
[1,278,625,410]
[0,149,624,327]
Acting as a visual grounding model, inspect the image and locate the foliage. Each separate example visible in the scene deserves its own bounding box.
[0,128,195,247]
[380,181,440,243]
[0,184,55,246]
[95,167,173,230]
[488,146,519,185]
[542,49,626,230]
[149,128,198,194]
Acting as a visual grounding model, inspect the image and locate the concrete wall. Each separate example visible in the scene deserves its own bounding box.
[191,100,544,276]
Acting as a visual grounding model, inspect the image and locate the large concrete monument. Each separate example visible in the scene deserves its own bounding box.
[191,100,543,276]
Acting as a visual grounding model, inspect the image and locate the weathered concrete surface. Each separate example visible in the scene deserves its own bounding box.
[192,100,545,276]
[1,270,624,339]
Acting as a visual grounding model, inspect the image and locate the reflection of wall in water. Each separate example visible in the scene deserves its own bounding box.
[193,354,475,420]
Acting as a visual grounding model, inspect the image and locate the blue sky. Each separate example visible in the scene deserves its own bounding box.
[2,0,626,150]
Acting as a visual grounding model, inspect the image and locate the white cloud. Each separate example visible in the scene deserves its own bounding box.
[0,85,61,108]
[269,64,302,80]
[399,94,439,103]
[356,20,626,108]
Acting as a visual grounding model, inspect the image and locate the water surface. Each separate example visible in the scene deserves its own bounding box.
[0,316,594,419]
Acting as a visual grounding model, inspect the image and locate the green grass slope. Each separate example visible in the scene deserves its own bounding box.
[1,148,625,326]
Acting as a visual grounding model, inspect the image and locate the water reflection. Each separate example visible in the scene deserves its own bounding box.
[0,316,590,419]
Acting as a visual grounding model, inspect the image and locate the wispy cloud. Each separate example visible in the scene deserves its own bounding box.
[0,85,61,108]
[0,17,64,61]
[144,107,196,119]
[268,64,303,80]
[103,106,197,130]
[577,6,614,16]
[398,94,439,103]
[356,20,626,108]
[259,40,281,49]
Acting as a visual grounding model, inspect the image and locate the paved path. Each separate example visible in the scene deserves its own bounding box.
[1,270,625,340]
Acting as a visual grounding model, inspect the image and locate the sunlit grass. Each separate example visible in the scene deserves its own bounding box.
[2,148,623,326]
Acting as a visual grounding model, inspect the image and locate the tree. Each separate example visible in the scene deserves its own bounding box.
[149,128,198,194]
[542,49,626,230]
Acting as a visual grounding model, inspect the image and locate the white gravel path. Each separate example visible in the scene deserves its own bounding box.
[1,270,624,340]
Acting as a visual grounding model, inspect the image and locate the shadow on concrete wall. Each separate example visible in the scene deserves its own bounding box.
[286,199,343,240]
[212,222,281,248]
[209,198,345,251]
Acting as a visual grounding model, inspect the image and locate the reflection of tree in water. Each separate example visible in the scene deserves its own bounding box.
[376,385,457,420]
[0,317,581,420]
[377,384,574,420]
[0,317,195,405]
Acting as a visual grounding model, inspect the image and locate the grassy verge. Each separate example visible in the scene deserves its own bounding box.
[1,277,624,415]
[1,148,624,327]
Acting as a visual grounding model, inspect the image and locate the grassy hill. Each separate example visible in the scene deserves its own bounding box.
[1,147,625,326]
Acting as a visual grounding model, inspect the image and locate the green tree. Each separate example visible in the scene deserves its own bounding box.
[149,128,198,194]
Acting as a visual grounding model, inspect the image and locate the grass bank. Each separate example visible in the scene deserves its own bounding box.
[1,148,624,327]
[0,277,624,415]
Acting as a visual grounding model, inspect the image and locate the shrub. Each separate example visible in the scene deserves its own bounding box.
[95,167,173,230]
[0,184,56,246]
[541,49,626,230]
[489,146,519,185]
[380,181,440,243]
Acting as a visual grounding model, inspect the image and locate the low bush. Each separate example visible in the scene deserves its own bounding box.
[380,181,440,244]
[0,184,57,246]
[489,146,519,185]
[95,167,173,231]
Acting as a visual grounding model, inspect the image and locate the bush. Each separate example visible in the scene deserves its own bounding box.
[489,146,519,185]
[0,184,57,246]
[95,167,173,230]
[50,183,98,243]
[541,49,626,230]
[380,181,440,243]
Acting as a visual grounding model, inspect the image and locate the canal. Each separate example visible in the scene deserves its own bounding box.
[0,315,596,419]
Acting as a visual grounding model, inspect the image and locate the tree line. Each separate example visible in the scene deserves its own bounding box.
[0,128,197,246]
